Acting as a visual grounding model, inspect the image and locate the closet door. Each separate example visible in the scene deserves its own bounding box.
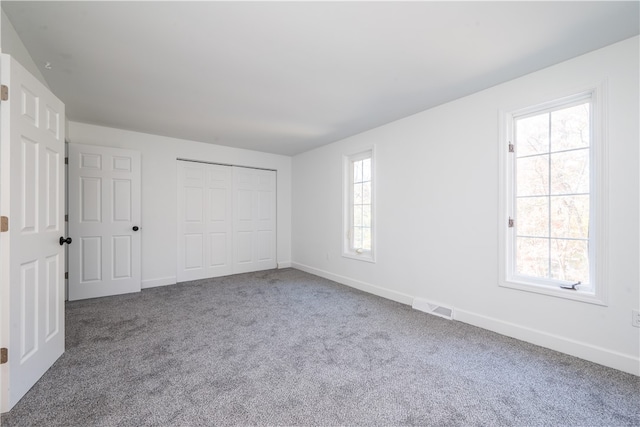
[177,162,233,282]
[232,167,277,274]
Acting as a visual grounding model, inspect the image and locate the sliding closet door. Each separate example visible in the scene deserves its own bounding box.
[177,162,233,282]
[232,167,277,274]
[177,161,276,282]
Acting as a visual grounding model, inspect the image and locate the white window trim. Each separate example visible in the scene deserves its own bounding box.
[498,83,608,306]
[342,147,376,263]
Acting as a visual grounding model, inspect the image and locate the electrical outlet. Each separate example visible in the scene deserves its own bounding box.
[632,310,640,328]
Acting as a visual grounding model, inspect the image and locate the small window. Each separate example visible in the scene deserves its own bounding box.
[500,87,607,305]
[343,149,375,262]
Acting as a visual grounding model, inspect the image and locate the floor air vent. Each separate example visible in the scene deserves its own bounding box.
[412,298,454,320]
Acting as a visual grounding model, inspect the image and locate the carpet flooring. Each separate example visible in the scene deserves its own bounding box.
[2,268,638,426]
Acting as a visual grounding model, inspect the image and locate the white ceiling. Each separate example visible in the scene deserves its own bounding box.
[3,1,639,156]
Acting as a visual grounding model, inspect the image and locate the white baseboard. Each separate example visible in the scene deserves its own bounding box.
[291,262,413,305]
[455,309,640,376]
[277,261,292,269]
[290,263,638,376]
[141,276,176,289]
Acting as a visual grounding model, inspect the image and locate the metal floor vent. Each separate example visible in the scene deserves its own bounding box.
[412,298,454,320]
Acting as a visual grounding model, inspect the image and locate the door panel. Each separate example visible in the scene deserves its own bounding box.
[177,162,233,281]
[45,148,60,230]
[113,235,132,278]
[184,234,203,270]
[210,233,227,266]
[236,232,253,264]
[68,144,141,301]
[81,237,101,282]
[257,231,273,261]
[81,177,101,221]
[1,54,65,412]
[232,167,277,274]
[20,261,38,359]
[21,138,38,230]
[44,254,60,339]
[113,179,132,221]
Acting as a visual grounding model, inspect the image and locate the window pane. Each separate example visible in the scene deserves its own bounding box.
[354,183,363,204]
[517,155,549,196]
[516,237,549,278]
[354,160,363,183]
[550,195,590,239]
[362,158,371,181]
[550,149,589,195]
[508,94,595,290]
[345,150,374,259]
[353,227,363,249]
[362,205,371,228]
[353,205,363,227]
[550,239,589,283]
[362,182,371,204]
[551,103,590,152]
[516,113,549,157]
[363,228,372,251]
[516,197,548,237]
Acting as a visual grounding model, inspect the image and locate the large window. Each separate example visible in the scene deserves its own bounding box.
[343,149,375,262]
[500,88,607,304]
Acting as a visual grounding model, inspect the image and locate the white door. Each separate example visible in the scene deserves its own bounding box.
[177,161,233,282]
[176,162,276,282]
[232,167,277,274]
[0,54,65,413]
[67,144,141,301]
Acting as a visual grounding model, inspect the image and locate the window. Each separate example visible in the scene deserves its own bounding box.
[343,149,375,262]
[500,87,607,305]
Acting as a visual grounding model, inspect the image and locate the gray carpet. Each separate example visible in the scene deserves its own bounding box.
[2,268,638,426]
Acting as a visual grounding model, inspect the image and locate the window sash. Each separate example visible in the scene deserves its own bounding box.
[343,149,375,262]
[512,99,592,287]
[499,86,607,306]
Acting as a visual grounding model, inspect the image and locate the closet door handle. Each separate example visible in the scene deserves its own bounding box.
[132,226,139,231]
[59,237,72,246]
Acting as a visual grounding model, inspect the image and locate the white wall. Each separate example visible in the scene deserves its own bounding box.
[0,10,48,89]
[292,36,640,375]
[68,122,292,288]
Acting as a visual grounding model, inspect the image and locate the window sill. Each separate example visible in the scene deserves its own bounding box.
[342,252,376,263]
[500,279,606,306]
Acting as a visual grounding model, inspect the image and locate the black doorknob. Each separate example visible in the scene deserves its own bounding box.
[59,237,72,246]
[132,226,139,231]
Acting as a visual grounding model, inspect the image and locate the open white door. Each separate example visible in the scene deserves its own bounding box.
[0,54,66,413]
[67,143,141,301]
